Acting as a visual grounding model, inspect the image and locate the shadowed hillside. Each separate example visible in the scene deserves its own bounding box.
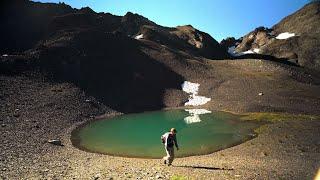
[1,1,320,179]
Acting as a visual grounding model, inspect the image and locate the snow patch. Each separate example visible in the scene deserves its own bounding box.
[228,46,258,57]
[276,32,295,40]
[241,50,255,55]
[185,95,211,106]
[182,81,211,106]
[135,34,144,40]
[182,81,199,94]
[184,109,211,124]
[253,48,260,53]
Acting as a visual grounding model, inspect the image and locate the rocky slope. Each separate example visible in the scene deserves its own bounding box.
[1,1,320,179]
[221,2,320,71]
[0,0,227,59]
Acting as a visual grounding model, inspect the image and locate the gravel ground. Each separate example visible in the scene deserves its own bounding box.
[0,72,319,180]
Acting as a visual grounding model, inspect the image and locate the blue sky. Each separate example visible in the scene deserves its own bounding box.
[35,0,309,41]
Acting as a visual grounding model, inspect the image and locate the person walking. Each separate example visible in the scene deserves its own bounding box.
[161,128,179,166]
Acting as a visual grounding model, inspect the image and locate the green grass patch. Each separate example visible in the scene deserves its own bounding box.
[239,112,320,134]
[240,112,320,122]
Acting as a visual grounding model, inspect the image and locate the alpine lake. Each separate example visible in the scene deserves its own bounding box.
[71,109,262,158]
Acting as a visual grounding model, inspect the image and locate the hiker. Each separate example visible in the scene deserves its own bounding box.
[161,128,179,166]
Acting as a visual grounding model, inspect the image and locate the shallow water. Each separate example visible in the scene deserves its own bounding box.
[72,110,260,158]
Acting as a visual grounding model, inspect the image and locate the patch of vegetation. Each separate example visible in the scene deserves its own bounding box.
[170,175,188,180]
[240,112,320,122]
[253,124,269,134]
[238,112,320,134]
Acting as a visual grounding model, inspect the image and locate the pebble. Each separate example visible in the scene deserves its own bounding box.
[94,173,101,180]
[155,174,162,179]
[1,124,6,127]
[48,139,63,146]
[258,92,264,96]
[260,152,268,157]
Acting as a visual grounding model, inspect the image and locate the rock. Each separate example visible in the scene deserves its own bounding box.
[156,174,162,179]
[258,92,264,96]
[13,112,20,117]
[48,139,63,146]
[1,124,6,127]
[260,151,268,157]
[93,173,101,180]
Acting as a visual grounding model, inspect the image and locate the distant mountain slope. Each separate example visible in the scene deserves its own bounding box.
[0,0,227,59]
[221,2,320,71]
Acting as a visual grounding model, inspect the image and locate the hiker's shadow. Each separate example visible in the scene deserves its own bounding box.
[172,165,234,171]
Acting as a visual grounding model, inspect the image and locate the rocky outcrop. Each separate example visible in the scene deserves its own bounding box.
[265,2,320,70]
[234,27,273,53]
[220,37,241,51]
[221,2,320,71]
[137,24,228,59]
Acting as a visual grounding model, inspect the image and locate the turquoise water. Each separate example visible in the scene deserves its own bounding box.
[72,110,260,158]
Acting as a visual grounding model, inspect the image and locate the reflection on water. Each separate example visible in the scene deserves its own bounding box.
[71,110,261,158]
[184,109,211,124]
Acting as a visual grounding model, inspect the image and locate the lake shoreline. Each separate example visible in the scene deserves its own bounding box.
[70,110,260,159]
[0,74,319,179]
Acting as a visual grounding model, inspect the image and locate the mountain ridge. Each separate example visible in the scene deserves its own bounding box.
[220,1,320,71]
